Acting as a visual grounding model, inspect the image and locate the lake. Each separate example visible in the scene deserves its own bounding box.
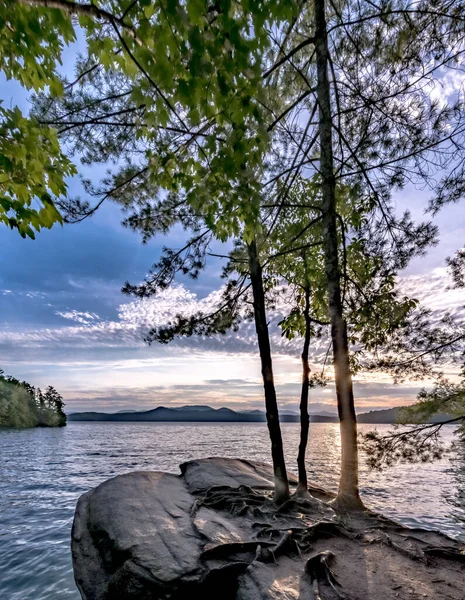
[0,422,464,599]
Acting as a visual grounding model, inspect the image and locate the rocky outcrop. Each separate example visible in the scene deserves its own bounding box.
[72,458,465,600]
[72,471,202,599]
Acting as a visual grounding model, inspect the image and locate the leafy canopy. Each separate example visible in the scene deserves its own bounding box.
[0,0,77,237]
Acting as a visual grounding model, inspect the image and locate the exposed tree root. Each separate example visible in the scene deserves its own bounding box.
[305,550,344,599]
[295,483,314,500]
[201,540,273,562]
[366,531,425,562]
[194,483,464,599]
[196,485,270,518]
[423,546,465,562]
[329,492,365,513]
[362,525,465,565]
[201,530,302,565]
[256,530,301,563]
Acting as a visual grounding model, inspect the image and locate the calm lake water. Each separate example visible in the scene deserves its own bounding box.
[0,422,464,599]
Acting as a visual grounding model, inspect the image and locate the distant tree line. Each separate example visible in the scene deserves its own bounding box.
[0,370,66,428]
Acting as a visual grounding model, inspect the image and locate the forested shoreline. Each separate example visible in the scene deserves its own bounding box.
[0,370,66,428]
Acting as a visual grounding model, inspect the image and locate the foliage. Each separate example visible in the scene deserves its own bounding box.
[0,0,77,236]
[0,370,66,427]
[4,1,465,245]
[16,0,461,360]
[265,177,436,361]
[29,0,300,244]
[0,106,77,237]
[363,377,465,470]
[0,0,75,91]
[0,379,39,428]
[446,247,465,290]
[362,424,447,470]
[362,251,465,469]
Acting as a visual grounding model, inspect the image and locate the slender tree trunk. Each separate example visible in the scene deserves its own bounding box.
[297,284,311,497]
[314,0,364,509]
[247,239,290,504]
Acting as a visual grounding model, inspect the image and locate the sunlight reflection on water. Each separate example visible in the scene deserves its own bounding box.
[0,422,463,599]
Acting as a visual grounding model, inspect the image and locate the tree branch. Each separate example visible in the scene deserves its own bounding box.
[16,0,142,43]
[262,37,315,79]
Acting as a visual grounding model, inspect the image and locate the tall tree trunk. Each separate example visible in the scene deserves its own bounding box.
[247,239,290,504]
[297,284,311,497]
[314,0,364,509]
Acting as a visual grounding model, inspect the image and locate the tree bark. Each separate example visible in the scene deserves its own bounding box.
[314,0,364,509]
[247,239,290,504]
[297,284,311,496]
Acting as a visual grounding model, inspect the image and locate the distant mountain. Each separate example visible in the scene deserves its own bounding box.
[171,405,213,412]
[69,405,272,423]
[68,404,445,424]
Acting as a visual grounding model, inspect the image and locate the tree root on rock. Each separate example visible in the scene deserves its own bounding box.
[196,485,270,518]
[201,540,274,562]
[256,530,301,563]
[301,520,355,542]
[201,530,301,565]
[277,496,329,516]
[195,483,465,599]
[305,550,344,599]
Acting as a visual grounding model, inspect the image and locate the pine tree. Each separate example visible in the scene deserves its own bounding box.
[362,247,465,469]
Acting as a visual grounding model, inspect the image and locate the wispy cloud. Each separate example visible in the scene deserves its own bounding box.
[1,255,462,413]
[430,67,465,104]
[1,265,462,362]
[399,267,464,318]
[56,310,101,325]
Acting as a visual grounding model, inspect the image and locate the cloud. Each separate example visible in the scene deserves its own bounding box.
[56,310,101,325]
[399,267,464,318]
[0,283,299,357]
[430,68,465,105]
[1,263,462,362]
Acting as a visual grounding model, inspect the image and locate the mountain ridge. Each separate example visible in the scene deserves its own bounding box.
[68,404,452,424]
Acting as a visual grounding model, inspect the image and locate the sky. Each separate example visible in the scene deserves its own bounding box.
[1,39,464,416]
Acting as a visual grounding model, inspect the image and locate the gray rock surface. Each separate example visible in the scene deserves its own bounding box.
[180,456,297,493]
[72,458,289,599]
[72,471,202,599]
[193,507,247,546]
[237,560,312,600]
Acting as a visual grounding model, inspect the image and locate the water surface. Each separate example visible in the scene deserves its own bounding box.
[0,422,463,599]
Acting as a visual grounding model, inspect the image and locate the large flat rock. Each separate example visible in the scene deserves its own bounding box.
[72,471,202,599]
[180,457,298,494]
